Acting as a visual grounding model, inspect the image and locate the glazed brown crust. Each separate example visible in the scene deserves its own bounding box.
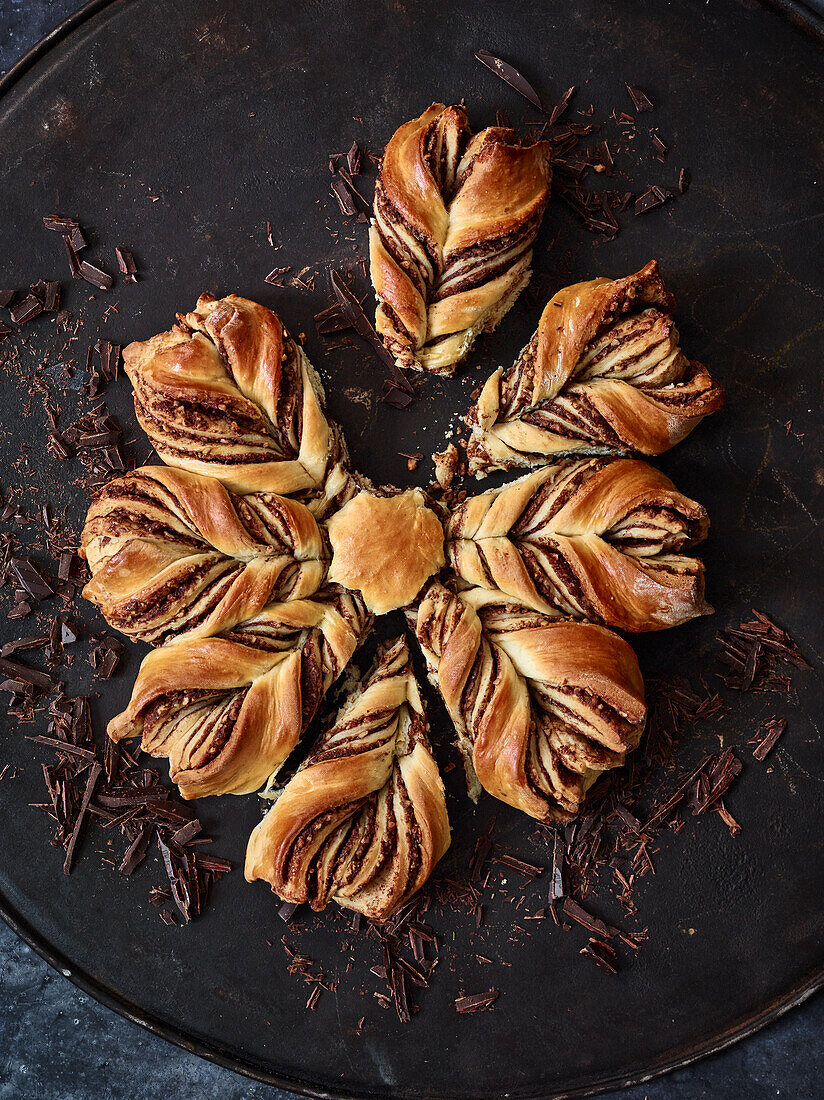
[326,488,445,614]
[81,466,329,644]
[107,586,372,800]
[411,582,645,821]
[245,637,450,920]
[123,293,342,495]
[447,457,711,632]
[466,261,724,471]
[370,104,551,377]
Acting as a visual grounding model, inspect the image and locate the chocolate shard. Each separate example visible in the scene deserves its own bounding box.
[115,246,137,279]
[331,177,357,216]
[346,139,361,175]
[63,236,83,280]
[678,168,691,194]
[43,214,80,234]
[43,282,61,311]
[455,989,499,1013]
[475,50,545,111]
[753,716,787,761]
[63,762,102,874]
[549,86,577,126]
[330,270,414,397]
[626,83,654,112]
[79,261,114,291]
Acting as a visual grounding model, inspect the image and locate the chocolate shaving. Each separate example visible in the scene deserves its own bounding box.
[63,236,83,280]
[265,266,292,287]
[63,763,102,874]
[752,716,787,761]
[475,50,545,111]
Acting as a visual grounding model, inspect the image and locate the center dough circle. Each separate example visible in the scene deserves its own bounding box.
[326,489,445,614]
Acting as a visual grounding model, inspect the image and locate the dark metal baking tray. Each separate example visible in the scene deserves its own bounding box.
[1,1,823,1096]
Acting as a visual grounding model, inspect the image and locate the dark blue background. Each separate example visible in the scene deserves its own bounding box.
[1,3,823,1098]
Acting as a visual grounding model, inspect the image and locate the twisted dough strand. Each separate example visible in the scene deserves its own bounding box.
[466,261,723,472]
[107,586,372,800]
[370,103,551,376]
[245,636,450,920]
[447,457,710,632]
[123,293,346,495]
[81,466,328,645]
[411,582,645,821]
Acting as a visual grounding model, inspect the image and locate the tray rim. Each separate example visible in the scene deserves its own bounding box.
[1,1,823,1097]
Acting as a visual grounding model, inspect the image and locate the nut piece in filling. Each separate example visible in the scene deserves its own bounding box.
[465,260,724,473]
[326,489,445,614]
[370,103,551,377]
[245,636,450,921]
[410,582,646,822]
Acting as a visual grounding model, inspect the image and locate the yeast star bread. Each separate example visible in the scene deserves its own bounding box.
[465,261,724,473]
[107,586,372,800]
[245,636,450,921]
[370,103,551,377]
[446,457,710,632]
[123,293,346,495]
[80,467,328,645]
[410,582,646,822]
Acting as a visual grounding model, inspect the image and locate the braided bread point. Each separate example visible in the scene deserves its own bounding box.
[466,261,724,473]
[107,586,372,800]
[370,103,551,377]
[123,293,345,495]
[246,636,450,921]
[410,583,645,822]
[447,458,710,632]
[81,466,328,645]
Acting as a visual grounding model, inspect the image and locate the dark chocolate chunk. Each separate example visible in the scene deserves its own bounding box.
[626,83,654,112]
[331,271,414,398]
[265,266,292,287]
[455,989,499,1013]
[10,295,44,325]
[63,762,102,874]
[79,261,114,290]
[43,281,61,311]
[115,246,137,279]
[10,557,54,600]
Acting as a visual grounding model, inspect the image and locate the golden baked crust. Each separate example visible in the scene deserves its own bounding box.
[370,103,550,377]
[326,489,445,614]
[123,293,345,495]
[81,466,328,644]
[466,261,724,472]
[447,457,710,632]
[245,636,450,920]
[411,582,646,821]
[107,586,372,799]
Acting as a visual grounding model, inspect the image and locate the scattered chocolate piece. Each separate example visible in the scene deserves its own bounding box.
[626,83,654,112]
[651,133,669,161]
[63,236,83,280]
[455,989,499,1014]
[115,246,137,281]
[330,271,414,398]
[79,261,114,291]
[10,558,54,601]
[63,762,102,874]
[43,214,79,234]
[10,295,43,325]
[346,139,362,176]
[331,177,358,216]
[752,716,787,761]
[549,86,576,126]
[68,225,87,252]
[678,168,691,194]
[635,186,667,216]
[475,50,545,111]
[580,938,618,974]
[265,266,292,287]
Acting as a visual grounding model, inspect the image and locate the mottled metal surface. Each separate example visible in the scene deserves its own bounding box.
[0,1,823,1097]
